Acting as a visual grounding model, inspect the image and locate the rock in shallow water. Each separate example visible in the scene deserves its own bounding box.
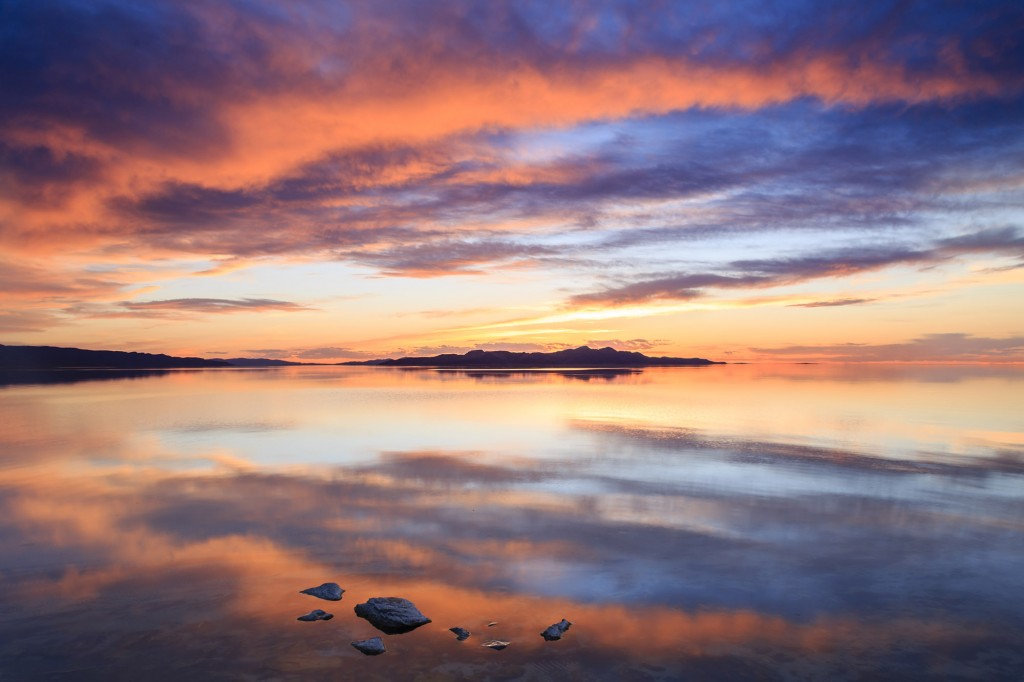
[481,640,510,650]
[540,618,572,641]
[449,627,471,641]
[299,582,344,601]
[354,597,432,634]
[296,609,333,622]
[351,637,386,656]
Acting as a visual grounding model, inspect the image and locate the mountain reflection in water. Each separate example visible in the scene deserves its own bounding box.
[1,365,1022,680]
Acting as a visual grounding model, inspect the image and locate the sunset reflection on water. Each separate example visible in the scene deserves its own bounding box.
[1,365,1022,680]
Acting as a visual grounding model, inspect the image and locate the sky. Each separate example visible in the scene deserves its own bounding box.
[1,0,1023,363]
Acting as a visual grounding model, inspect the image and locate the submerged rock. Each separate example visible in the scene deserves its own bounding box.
[481,639,510,651]
[351,637,386,656]
[449,627,471,641]
[354,597,432,634]
[540,618,572,641]
[299,582,344,601]
[296,609,334,622]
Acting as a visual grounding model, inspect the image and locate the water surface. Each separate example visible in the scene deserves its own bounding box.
[1,365,1022,680]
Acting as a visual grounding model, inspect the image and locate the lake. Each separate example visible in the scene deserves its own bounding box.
[1,364,1022,680]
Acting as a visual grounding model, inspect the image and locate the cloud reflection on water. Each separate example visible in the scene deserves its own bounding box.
[1,366,1022,679]
[4,467,1021,679]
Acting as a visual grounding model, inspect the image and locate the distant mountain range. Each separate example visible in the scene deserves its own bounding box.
[0,344,721,371]
[0,344,318,370]
[346,346,722,368]
[0,344,231,370]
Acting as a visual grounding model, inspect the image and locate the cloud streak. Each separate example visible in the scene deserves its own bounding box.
[752,333,1024,362]
[122,298,307,313]
[571,227,1024,306]
[67,298,311,319]
[788,298,876,308]
[350,239,559,276]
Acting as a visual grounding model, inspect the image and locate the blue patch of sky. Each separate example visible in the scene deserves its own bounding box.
[484,97,1024,274]
[126,260,364,304]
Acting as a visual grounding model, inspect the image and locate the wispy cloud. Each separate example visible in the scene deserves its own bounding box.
[752,333,1024,362]
[0,259,124,298]
[241,346,381,361]
[0,310,63,334]
[122,298,309,314]
[350,239,559,277]
[788,298,876,308]
[571,227,1024,307]
[294,347,377,360]
[66,298,311,320]
[586,338,669,351]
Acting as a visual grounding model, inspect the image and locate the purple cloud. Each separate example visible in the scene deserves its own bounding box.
[122,298,308,314]
[572,227,1024,306]
[788,298,876,308]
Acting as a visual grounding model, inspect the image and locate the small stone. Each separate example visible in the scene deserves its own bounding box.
[296,609,333,622]
[481,639,510,650]
[540,618,572,641]
[351,637,386,656]
[354,597,432,634]
[487,621,498,627]
[299,582,344,601]
[449,627,471,641]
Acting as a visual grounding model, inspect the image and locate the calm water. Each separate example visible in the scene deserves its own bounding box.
[1,364,1023,680]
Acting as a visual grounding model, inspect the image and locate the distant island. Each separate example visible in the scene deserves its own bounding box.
[345,346,722,368]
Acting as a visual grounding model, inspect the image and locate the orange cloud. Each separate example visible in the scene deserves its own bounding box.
[2,24,1010,259]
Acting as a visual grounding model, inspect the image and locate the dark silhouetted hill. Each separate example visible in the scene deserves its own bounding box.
[344,346,722,368]
[0,344,231,370]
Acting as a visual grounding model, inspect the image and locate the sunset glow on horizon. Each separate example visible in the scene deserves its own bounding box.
[2,1,1023,362]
